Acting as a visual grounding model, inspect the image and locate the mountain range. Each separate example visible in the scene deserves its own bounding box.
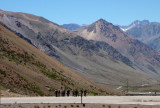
[77,19,160,76]
[0,10,160,94]
[61,24,87,31]
[120,20,160,51]
[63,20,160,51]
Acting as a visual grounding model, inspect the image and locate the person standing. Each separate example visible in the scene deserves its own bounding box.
[67,89,70,97]
[75,89,78,97]
[64,89,66,96]
[54,90,58,97]
[54,90,56,96]
[72,89,75,96]
[58,90,60,97]
[84,90,87,96]
[80,89,83,97]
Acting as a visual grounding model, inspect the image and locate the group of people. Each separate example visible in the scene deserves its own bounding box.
[54,89,87,97]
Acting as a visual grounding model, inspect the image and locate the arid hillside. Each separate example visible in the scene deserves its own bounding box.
[0,24,120,96]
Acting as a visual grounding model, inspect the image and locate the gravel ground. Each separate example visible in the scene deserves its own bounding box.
[0,103,160,108]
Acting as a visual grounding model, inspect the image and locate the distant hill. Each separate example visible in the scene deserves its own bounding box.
[120,20,160,51]
[0,10,156,88]
[61,24,87,31]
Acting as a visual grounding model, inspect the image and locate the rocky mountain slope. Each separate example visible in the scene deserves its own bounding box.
[120,20,160,51]
[0,24,120,96]
[0,10,156,87]
[61,24,87,31]
[77,19,160,78]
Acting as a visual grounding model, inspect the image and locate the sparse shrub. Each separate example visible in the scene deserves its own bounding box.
[88,90,98,96]
[76,104,79,107]
[108,105,111,108]
[41,69,57,80]
[99,89,105,93]
[18,105,23,108]
[102,104,105,107]
[34,105,40,108]
[64,106,67,108]
[60,70,63,73]
[34,61,46,68]
[90,85,93,88]
[52,68,56,72]
[0,69,6,77]
[71,104,74,107]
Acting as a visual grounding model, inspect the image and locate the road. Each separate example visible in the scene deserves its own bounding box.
[1,96,160,105]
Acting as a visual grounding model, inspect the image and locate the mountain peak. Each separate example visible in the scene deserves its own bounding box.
[132,20,150,25]
[120,20,150,31]
[85,19,111,33]
[87,18,119,34]
[78,18,122,41]
[97,18,106,22]
[95,18,110,25]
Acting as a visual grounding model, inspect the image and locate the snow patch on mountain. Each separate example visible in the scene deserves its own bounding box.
[120,24,136,31]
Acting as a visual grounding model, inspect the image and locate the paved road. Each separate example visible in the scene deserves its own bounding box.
[1,96,160,105]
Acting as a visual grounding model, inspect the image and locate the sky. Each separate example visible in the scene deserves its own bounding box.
[0,0,160,26]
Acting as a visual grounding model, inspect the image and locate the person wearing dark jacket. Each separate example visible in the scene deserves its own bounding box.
[75,89,78,97]
[67,89,70,97]
[58,90,60,97]
[80,89,83,97]
[84,90,87,96]
[72,89,75,96]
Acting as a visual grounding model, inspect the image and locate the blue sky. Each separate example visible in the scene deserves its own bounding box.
[0,0,160,26]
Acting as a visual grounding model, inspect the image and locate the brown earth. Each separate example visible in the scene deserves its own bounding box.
[0,103,159,108]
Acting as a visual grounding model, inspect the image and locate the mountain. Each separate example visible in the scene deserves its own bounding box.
[77,19,160,78]
[120,20,160,51]
[120,20,150,31]
[0,23,121,96]
[61,24,87,31]
[0,10,156,87]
